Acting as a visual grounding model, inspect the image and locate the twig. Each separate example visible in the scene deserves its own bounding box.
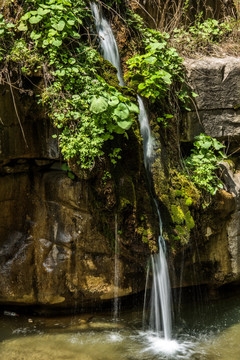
[6,71,28,148]
[130,0,157,28]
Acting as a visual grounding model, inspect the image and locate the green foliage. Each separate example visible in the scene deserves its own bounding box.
[157,114,173,128]
[61,163,75,180]
[7,39,42,74]
[173,17,234,53]
[50,62,138,168]
[0,0,139,170]
[18,0,88,52]
[102,170,112,184]
[0,14,15,60]
[185,133,226,195]
[126,27,191,109]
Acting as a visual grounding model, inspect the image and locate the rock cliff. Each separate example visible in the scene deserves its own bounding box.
[172,56,240,291]
[0,84,157,311]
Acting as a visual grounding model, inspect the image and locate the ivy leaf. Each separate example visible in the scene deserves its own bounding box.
[198,140,212,149]
[72,31,80,39]
[30,30,41,40]
[144,56,157,64]
[90,97,108,114]
[67,19,75,26]
[52,20,65,32]
[52,38,62,47]
[29,15,43,24]
[116,118,132,130]
[21,13,31,21]
[108,96,119,106]
[67,171,75,180]
[212,138,224,150]
[113,103,129,120]
[68,57,76,65]
[61,163,69,171]
[37,8,51,16]
[18,22,28,31]
[127,102,139,114]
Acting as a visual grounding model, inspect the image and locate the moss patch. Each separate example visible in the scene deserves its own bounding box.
[152,151,200,245]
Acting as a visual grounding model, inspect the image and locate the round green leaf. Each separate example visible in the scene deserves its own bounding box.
[113,103,129,120]
[52,38,62,47]
[108,96,119,107]
[18,22,28,31]
[37,8,51,16]
[127,102,139,114]
[116,118,132,130]
[90,97,108,114]
[52,20,65,32]
[29,15,43,24]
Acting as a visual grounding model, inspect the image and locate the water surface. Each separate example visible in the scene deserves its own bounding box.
[1,295,240,360]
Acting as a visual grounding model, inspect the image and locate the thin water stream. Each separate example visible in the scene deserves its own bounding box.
[91,1,173,342]
[90,2,124,321]
[90,2,124,86]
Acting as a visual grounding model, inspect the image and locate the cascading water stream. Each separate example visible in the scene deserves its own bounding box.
[90,2,124,86]
[90,2,172,341]
[138,97,172,340]
[91,2,123,320]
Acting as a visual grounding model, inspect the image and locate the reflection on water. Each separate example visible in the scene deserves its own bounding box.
[0,295,240,360]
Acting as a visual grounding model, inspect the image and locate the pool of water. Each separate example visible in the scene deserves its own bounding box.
[0,295,240,360]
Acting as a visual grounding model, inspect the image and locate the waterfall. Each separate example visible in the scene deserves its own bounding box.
[137,96,155,170]
[90,2,124,86]
[91,2,123,320]
[90,2,172,339]
[138,99,172,340]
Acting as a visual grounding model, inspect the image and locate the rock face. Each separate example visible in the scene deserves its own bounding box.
[0,85,59,162]
[0,85,157,310]
[173,56,240,290]
[183,57,240,141]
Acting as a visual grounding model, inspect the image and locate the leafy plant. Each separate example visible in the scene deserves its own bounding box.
[185,133,226,195]
[0,14,15,60]
[126,28,191,108]
[173,17,234,54]
[0,0,140,170]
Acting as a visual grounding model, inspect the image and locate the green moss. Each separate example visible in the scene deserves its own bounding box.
[185,210,195,230]
[171,205,185,225]
[152,154,200,245]
[175,189,183,197]
[185,197,193,206]
[118,175,136,211]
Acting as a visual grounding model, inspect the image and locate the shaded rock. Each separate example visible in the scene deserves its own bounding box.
[0,168,153,308]
[0,85,59,163]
